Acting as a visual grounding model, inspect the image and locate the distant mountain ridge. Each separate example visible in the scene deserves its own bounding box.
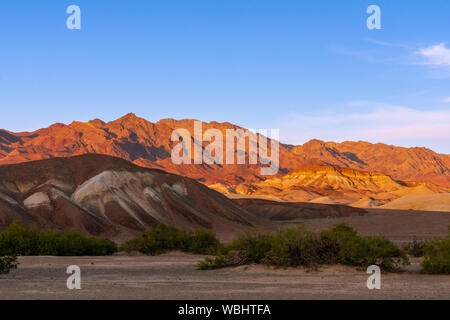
[0,113,449,192]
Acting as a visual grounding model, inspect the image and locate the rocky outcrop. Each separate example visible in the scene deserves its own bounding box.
[0,114,448,188]
[0,154,272,241]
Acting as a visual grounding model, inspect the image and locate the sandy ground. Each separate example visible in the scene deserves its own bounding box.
[220,208,450,244]
[0,254,449,300]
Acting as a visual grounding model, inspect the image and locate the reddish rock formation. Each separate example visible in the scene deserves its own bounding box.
[0,114,448,187]
[0,113,448,208]
[0,154,272,241]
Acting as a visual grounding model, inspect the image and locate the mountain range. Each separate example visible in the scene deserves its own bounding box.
[0,154,368,240]
[0,113,448,211]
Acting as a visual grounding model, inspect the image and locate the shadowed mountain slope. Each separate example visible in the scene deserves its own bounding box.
[0,154,272,241]
[234,198,367,221]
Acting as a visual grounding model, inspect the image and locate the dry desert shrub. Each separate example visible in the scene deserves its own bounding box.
[198,223,409,271]
[0,255,18,274]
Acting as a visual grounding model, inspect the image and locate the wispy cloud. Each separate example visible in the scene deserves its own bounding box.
[328,45,394,63]
[443,97,450,103]
[416,43,450,66]
[279,102,450,153]
[366,38,409,49]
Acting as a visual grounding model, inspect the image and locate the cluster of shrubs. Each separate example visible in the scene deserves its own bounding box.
[1,221,449,275]
[421,238,450,274]
[198,223,409,271]
[0,255,18,274]
[0,222,117,257]
[403,239,426,258]
[121,224,223,255]
[403,226,450,274]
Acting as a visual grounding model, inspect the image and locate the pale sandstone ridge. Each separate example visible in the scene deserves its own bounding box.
[381,193,450,212]
[215,164,449,210]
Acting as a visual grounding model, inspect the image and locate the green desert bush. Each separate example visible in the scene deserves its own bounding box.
[198,255,228,270]
[182,229,223,255]
[263,226,342,268]
[227,229,274,263]
[121,224,183,255]
[197,229,273,270]
[421,239,450,274]
[403,239,427,257]
[0,221,117,256]
[322,223,409,271]
[121,224,222,255]
[0,255,18,274]
[198,223,409,271]
[420,226,450,274]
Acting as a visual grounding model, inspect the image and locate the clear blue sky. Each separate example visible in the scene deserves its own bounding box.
[0,0,449,153]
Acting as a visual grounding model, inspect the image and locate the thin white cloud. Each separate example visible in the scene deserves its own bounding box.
[366,38,408,48]
[416,43,450,66]
[279,102,450,153]
[328,45,394,63]
[443,97,450,103]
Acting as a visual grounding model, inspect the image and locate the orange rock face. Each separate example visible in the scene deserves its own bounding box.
[0,113,449,192]
[224,164,449,206]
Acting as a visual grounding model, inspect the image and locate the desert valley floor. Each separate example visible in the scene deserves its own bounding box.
[1,254,449,300]
[1,208,449,300]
